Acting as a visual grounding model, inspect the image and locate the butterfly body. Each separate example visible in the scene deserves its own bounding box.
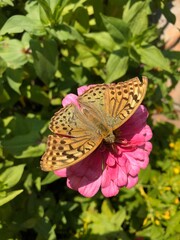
[41,77,148,171]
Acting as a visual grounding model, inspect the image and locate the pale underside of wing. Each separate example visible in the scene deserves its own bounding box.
[41,134,102,171]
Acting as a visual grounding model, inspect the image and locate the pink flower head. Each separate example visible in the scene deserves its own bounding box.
[54,85,153,198]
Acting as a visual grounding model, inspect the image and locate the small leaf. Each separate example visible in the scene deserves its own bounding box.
[85,32,116,51]
[111,208,126,227]
[37,0,53,24]
[101,14,131,42]
[75,44,98,68]
[101,199,114,217]
[15,143,45,158]
[0,39,28,69]
[123,0,150,35]
[24,85,50,106]
[166,212,180,237]
[0,57,7,77]
[0,164,25,190]
[6,68,23,94]
[0,0,14,7]
[0,83,10,103]
[41,172,59,185]
[0,15,45,35]
[136,45,171,72]
[2,132,42,157]
[30,39,58,84]
[105,49,129,83]
[49,24,84,43]
[0,190,23,206]
[162,6,176,25]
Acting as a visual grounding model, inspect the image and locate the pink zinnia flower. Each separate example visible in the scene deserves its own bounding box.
[54,85,153,198]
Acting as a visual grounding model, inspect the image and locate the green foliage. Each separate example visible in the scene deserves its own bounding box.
[0,0,179,239]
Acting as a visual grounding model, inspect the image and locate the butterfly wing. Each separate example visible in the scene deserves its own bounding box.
[105,76,148,130]
[41,104,102,171]
[78,77,148,130]
[41,77,148,171]
[41,134,101,171]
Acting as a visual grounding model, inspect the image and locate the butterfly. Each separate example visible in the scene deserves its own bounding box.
[41,76,148,171]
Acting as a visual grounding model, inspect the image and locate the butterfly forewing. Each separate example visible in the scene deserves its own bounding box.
[41,134,102,171]
[108,77,148,130]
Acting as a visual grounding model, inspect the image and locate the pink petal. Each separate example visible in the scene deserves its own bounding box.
[78,175,102,197]
[106,152,116,166]
[101,182,119,197]
[126,175,139,188]
[124,147,149,170]
[145,142,153,154]
[77,86,88,95]
[67,175,80,190]
[54,168,67,177]
[101,163,127,197]
[62,94,78,107]
[67,150,103,179]
[114,165,128,187]
[127,125,153,146]
[62,150,103,196]
[120,106,149,137]
[77,84,96,96]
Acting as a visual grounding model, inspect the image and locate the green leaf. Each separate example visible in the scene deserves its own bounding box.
[0,57,7,77]
[123,0,151,35]
[38,0,53,25]
[75,44,98,68]
[101,14,131,43]
[15,143,45,159]
[0,39,28,69]
[30,39,58,84]
[0,164,25,190]
[0,81,10,103]
[85,32,116,51]
[49,24,84,43]
[34,218,56,240]
[136,45,171,72]
[105,49,129,83]
[111,208,126,227]
[41,172,59,185]
[23,85,50,106]
[73,6,89,33]
[0,190,23,206]
[6,68,23,94]
[2,132,42,157]
[165,212,180,237]
[2,115,46,157]
[0,0,14,7]
[0,15,45,36]
[101,199,114,217]
[162,5,176,25]
[137,225,165,239]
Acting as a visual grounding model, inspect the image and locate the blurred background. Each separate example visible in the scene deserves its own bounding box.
[0,0,179,239]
